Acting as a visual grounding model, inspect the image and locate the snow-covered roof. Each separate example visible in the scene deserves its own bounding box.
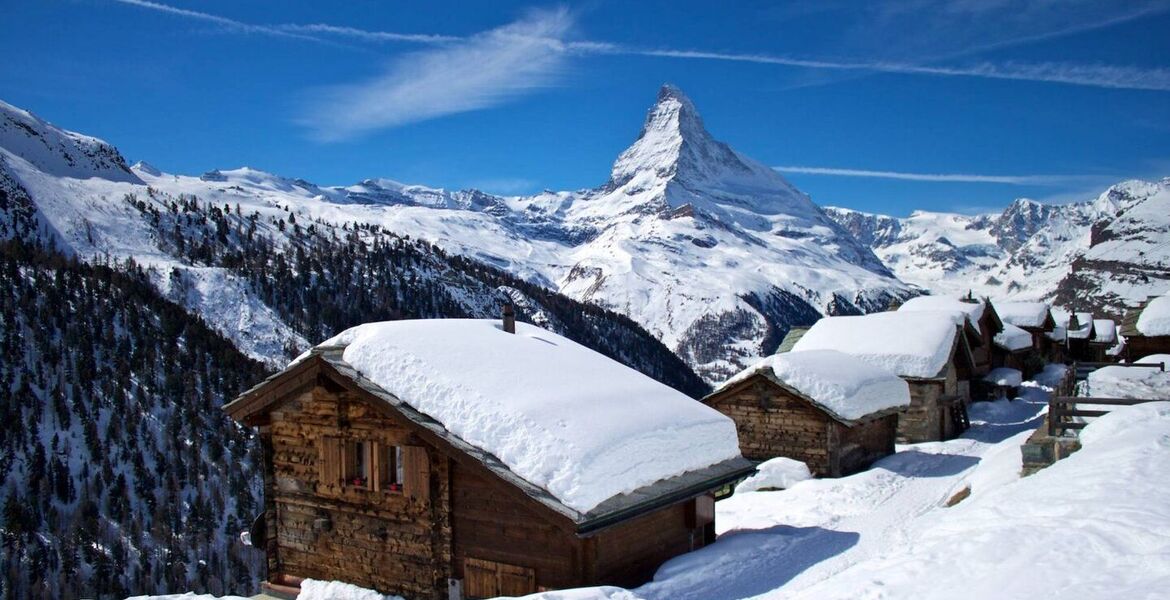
[791,312,964,379]
[1085,355,1170,399]
[1093,319,1117,344]
[983,367,1023,387]
[898,295,985,324]
[711,349,910,422]
[994,322,1033,352]
[294,319,742,514]
[1067,312,1094,339]
[995,301,1052,329]
[1137,294,1170,336]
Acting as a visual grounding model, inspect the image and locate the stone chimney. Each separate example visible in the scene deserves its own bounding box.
[502,303,516,334]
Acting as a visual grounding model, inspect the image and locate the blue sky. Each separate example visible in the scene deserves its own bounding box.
[2,0,1169,216]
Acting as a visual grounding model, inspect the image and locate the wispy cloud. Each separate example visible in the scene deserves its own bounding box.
[773,165,1097,185]
[632,49,1170,92]
[109,0,453,46]
[298,8,573,141]
[112,0,1170,93]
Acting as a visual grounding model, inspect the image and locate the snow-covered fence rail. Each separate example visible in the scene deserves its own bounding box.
[1048,396,1164,436]
[1071,360,1164,382]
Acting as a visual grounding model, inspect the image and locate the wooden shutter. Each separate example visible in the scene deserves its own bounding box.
[403,445,430,502]
[464,558,535,599]
[318,436,341,496]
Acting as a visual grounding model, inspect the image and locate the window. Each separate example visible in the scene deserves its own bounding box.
[377,445,404,492]
[343,440,370,489]
[319,437,408,495]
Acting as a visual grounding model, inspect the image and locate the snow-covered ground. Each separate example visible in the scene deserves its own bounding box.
[523,364,1170,600]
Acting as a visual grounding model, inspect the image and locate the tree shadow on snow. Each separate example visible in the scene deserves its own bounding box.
[875,450,981,478]
[635,525,860,600]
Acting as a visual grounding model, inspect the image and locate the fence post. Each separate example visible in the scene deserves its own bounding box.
[1048,398,1058,437]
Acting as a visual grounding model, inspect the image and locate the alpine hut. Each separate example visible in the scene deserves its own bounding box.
[224,319,752,600]
[703,350,910,477]
[1120,293,1170,360]
[994,301,1058,360]
[791,312,976,443]
[897,294,1003,376]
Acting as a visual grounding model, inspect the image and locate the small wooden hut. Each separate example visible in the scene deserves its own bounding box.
[1120,294,1170,361]
[703,350,910,477]
[898,294,1003,376]
[994,301,1058,360]
[791,312,976,443]
[225,319,752,600]
[1065,311,1097,362]
[991,322,1037,377]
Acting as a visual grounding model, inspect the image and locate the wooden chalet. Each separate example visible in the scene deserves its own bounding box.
[702,350,910,477]
[994,301,1058,358]
[1120,295,1170,361]
[1087,319,1119,363]
[898,294,1003,376]
[225,319,752,600]
[991,322,1038,378]
[1065,311,1097,362]
[791,312,977,443]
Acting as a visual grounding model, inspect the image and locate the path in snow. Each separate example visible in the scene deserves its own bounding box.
[634,365,1063,600]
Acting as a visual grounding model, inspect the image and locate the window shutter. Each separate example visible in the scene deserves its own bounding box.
[403,445,430,503]
[318,437,341,496]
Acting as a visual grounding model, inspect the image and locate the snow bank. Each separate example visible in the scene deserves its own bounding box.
[994,301,1051,329]
[982,367,1022,387]
[779,402,1170,600]
[1085,354,1170,399]
[297,579,403,600]
[792,312,960,379]
[898,295,985,323]
[305,319,741,513]
[1137,293,1170,336]
[735,457,812,493]
[993,322,1032,351]
[716,349,910,421]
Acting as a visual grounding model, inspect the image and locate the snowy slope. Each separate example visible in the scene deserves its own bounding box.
[0,89,911,382]
[826,179,1170,319]
[513,367,1170,600]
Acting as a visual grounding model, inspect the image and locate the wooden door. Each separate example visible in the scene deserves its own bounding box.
[464,558,536,599]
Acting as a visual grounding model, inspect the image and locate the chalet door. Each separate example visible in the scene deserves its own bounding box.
[464,558,536,599]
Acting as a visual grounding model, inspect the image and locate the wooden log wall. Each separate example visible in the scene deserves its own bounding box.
[837,415,898,475]
[593,500,703,588]
[450,463,580,593]
[267,387,452,600]
[706,378,833,474]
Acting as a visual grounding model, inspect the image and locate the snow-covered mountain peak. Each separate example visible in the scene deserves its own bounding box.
[0,100,140,184]
[596,85,817,222]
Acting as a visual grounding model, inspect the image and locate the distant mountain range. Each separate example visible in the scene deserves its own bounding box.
[825,178,1170,319]
[3,86,1168,382]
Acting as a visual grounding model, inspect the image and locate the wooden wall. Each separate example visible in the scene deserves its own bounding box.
[836,415,898,475]
[1126,336,1170,362]
[450,463,580,594]
[266,387,452,600]
[706,378,833,474]
[593,499,709,588]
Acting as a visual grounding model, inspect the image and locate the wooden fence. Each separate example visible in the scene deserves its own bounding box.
[1048,396,1165,436]
[1045,361,1166,437]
